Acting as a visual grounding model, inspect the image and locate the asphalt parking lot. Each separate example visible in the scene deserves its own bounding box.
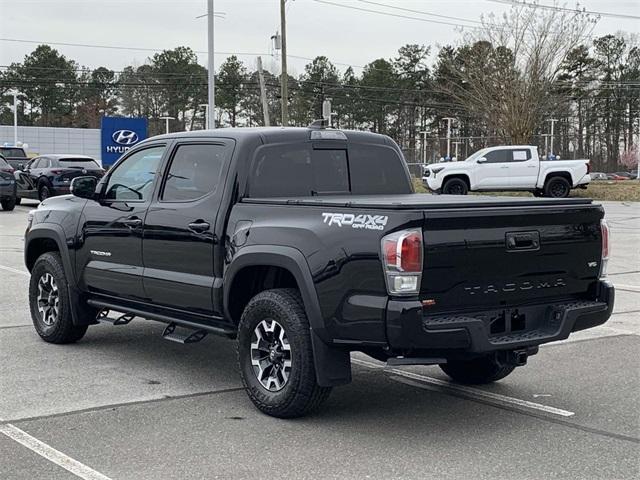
[0,199,638,480]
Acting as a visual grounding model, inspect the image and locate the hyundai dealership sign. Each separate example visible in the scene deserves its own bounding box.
[101,116,148,166]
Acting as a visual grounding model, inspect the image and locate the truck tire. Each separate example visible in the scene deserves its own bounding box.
[1,197,16,211]
[442,178,468,195]
[544,176,571,198]
[440,353,515,385]
[237,288,332,418]
[29,252,88,344]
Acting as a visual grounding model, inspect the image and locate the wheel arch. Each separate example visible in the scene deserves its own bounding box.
[25,225,95,326]
[441,173,471,190]
[542,170,573,188]
[224,245,351,387]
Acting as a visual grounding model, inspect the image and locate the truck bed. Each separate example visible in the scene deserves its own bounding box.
[242,193,593,210]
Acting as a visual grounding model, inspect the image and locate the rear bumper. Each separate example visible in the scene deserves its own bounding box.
[576,174,591,186]
[386,280,614,353]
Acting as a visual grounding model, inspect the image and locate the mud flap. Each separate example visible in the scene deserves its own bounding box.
[310,329,352,387]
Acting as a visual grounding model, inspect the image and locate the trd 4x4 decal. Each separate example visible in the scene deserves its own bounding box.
[322,212,388,230]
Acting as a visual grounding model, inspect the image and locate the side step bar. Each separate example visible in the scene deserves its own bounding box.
[87,299,236,339]
[162,323,208,344]
[387,357,446,367]
[96,309,135,325]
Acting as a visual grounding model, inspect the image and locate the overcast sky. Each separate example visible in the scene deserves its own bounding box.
[1,0,639,76]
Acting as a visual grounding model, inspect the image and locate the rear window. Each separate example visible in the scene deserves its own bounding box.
[0,148,27,158]
[349,145,410,194]
[59,158,100,169]
[249,144,410,197]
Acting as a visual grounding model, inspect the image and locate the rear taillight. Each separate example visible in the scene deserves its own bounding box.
[1,167,14,173]
[586,162,591,174]
[50,169,63,175]
[600,219,609,278]
[381,228,423,295]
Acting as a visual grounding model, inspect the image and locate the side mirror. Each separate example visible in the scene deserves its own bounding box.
[70,176,97,199]
[477,157,487,164]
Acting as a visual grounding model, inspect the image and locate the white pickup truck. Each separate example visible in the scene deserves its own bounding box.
[422,145,591,197]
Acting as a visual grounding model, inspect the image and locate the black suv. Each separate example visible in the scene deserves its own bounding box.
[15,154,104,202]
[24,127,613,418]
[0,154,17,211]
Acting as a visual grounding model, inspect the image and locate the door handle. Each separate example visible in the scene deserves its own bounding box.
[122,216,142,227]
[500,166,509,169]
[188,221,210,233]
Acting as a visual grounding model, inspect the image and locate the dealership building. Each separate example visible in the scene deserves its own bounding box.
[0,117,148,167]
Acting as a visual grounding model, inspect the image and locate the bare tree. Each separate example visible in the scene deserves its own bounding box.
[440,1,598,144]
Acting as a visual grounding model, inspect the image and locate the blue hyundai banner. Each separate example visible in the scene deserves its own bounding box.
[100,116,148,167]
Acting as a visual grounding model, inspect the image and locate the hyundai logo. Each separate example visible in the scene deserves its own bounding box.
[112,130,139,146]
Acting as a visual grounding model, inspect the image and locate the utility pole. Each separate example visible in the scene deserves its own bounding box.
[442,117,456,159]
[256,56,270,126]
[419,130,428,164]
[547,118,558,158]
[279,0,289,126]
[207,0,216,129]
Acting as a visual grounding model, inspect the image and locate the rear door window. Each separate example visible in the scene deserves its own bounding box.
[161,143,231,202]
[509,149,532,162]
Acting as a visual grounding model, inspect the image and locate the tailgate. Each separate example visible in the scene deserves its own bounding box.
[421,204,604,312]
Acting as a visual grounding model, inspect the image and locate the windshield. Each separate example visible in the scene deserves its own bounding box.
[59,158,101,169]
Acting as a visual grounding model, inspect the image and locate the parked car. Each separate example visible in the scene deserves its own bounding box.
[590,172,608,181]
[24,126,614,418]
[422,145,591,197]
[0,154,17,211]
[0,145,30,170]
[15,154,105,202]
[614,171,636,179]
[606,173,628,181]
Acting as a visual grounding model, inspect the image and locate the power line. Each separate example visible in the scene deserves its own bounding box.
[309,0,483,29]
[487,0,640,20]
[354,0,484,25]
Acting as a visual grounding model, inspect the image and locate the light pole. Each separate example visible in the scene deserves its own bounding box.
[207,0,216,129]
[159,116,175,134]
[199,103,209,130]
[280,0,289,126]
[442,117,456,160]
[8,90,23,145]
[547,118,558,158]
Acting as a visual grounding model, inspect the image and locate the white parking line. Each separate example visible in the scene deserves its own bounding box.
[352,358,575,417]
[615,284,640,293]
[0,423,113,480]
[0,264,29,277]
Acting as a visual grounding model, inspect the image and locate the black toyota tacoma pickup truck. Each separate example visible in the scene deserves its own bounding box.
[24,126,614,418]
